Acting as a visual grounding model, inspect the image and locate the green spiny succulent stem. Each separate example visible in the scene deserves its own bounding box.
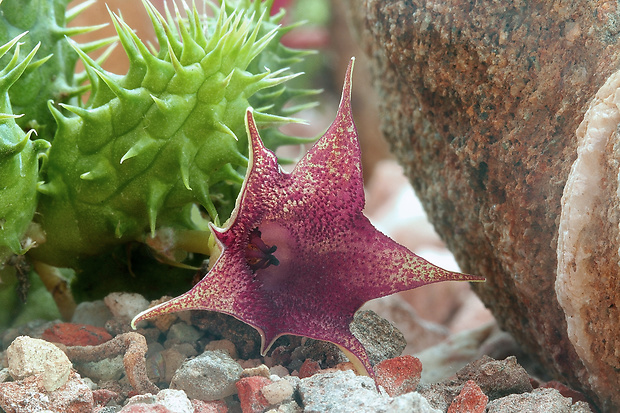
[30,0,315,268]
[0,0,111,140]
[0,34,49,264]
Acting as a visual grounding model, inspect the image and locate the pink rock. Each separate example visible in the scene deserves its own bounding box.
[298,359,321,379]
[192,399,229,413]
[235,376,273,413]
[42,323,113,346]
[447,380,488,413]
[375,355,422,396]
[0,371,93,413]
[92,388,121,407]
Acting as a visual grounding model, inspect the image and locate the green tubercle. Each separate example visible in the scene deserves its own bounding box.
[0,33,49,264]
[31,0,315,268]
[0,0,112,140]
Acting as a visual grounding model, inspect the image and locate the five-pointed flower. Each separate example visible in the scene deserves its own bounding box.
[132,58,484,379]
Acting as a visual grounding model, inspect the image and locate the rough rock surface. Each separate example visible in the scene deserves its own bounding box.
[347,0,620,410]
[447,380,488,413]
[486,388,593,413]
[350,310,407,367]
[170,350,242,400]
[6,335,72,391]
[298,370,440,413]
[0,371,93,413]
[455,356,532,400]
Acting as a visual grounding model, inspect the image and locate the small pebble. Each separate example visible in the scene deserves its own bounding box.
[241,364,270,378]
[7,335,72,392]
[156,389,194,413]
[104,292,150,321]
[76,355,125,382]
[92,388,121,406]
[204,339,238,359]
[164,322,203,347]
[170,350,242,400]
[261,379,294,405]
[448,380,488,413]
[298,359,321,379]
[71,300,113,327]
[375,355,423,396]
[42,323,112,346]
[125,393,157,406]
[269,365,289,378]
[236,376,273,413]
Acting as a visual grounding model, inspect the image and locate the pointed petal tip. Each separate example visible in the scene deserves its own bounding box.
[130,308,149,329]
[130,294,187,328]
[341,56,355,107]
[467,273,486,282]
[244,106,266,156]
[207,221,224,233]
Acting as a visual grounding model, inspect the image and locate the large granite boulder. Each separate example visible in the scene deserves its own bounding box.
[347,1,620,411]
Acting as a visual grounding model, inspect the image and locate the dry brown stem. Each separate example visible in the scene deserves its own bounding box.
[59,332,159,394]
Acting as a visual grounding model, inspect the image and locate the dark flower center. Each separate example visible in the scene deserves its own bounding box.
[246,228,279,271]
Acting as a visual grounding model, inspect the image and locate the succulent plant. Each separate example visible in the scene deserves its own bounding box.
[0,33,49,265]
[28,0,315,270]
[0,0,112,141]
[0,33,59,327]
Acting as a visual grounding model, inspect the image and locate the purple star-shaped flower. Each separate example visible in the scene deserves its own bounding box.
[133,58,483,378]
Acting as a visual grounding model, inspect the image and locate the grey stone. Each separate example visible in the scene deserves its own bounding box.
[71,300,112,327]
[350,310,406,366]
[146,342,166,383]
[416,381,464,412]
[486,388,593,413]
[76,355,124,382]
[456,355,533,400]
[104,292,150,321]
[299,370,439,413]
[170,349,242,400]
[164,322,203,347]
